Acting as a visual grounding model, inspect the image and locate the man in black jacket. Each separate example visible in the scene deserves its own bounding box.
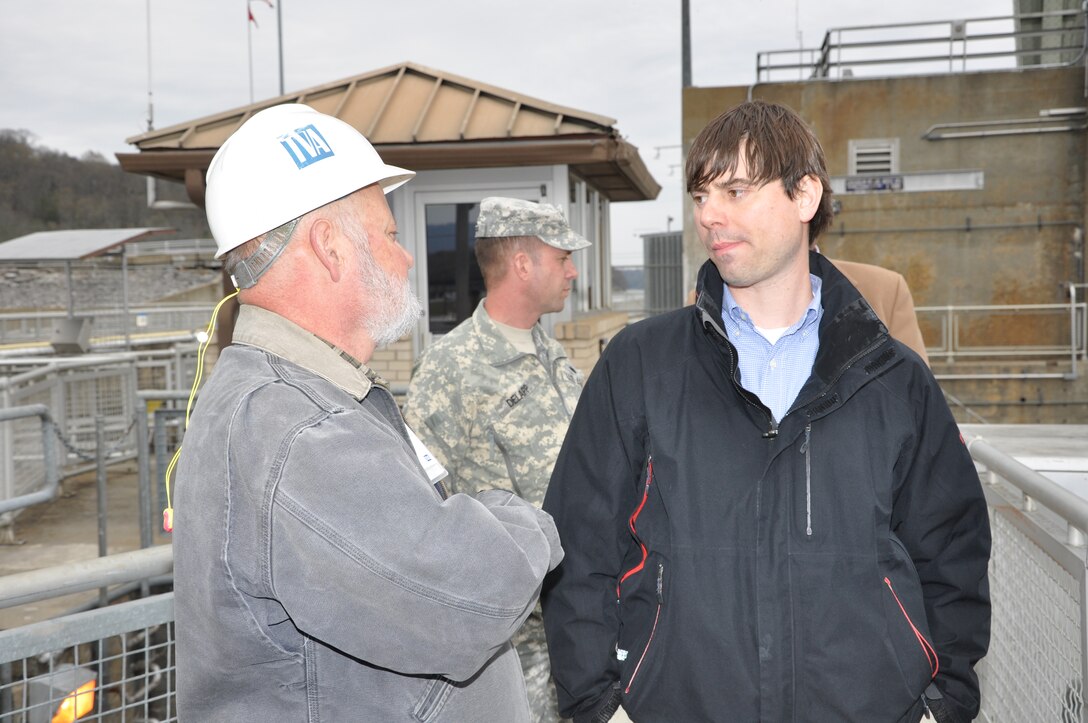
[541,100,990,723]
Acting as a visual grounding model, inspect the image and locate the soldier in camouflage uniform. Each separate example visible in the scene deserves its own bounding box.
[404,197,589,723]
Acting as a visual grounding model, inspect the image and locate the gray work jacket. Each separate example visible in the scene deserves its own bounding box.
[174,305,562,722]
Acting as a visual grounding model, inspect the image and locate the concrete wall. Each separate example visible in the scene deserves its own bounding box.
[554,311,630,376]
[681,67,1085,308]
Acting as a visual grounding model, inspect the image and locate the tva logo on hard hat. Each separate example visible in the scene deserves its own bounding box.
[278,124,335,169]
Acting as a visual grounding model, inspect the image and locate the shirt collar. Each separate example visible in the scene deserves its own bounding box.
[722,274,824,336]
[231,304,383,401]
[472,299,543,365]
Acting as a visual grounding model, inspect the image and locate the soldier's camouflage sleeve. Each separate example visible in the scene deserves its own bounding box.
[402,347,471,490]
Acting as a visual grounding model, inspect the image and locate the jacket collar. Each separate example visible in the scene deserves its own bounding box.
[471,299,547,366]
[694,252,896,397]
[231,304,379,401]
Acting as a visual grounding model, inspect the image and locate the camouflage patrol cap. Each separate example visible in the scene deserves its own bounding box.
[475,197,591,251]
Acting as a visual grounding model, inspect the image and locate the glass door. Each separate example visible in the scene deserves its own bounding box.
[423,202,483,334]
[412,188,542,340]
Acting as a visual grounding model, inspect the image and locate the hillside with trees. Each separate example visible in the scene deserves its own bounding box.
[0,129,210,241]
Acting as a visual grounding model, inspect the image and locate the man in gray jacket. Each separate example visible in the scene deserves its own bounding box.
[173,104,563,722]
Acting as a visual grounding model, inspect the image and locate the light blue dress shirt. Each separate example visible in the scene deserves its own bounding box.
[721,275,823,423]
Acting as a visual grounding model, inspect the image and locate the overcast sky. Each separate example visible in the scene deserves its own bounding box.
[0,0,1013,263]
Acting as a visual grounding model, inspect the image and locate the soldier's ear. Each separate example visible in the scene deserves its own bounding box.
[512,250,533,281]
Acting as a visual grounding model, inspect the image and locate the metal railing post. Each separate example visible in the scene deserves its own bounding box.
[0,405,59,517]
[95,416,108,609]
[948,306,957,364]
[137,400,152,551]
[1071,283,1080,379]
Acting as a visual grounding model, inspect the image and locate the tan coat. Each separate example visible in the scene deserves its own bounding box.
[830,258,929,365]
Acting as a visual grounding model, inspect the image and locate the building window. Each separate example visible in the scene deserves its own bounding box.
[848,138,899,175]
[424,203,483,334]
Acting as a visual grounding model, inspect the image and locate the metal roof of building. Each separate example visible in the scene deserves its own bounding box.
[0,228,173,262]
[117,61,660,203]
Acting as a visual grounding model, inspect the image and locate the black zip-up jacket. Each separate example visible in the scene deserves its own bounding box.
[542,254,991,723]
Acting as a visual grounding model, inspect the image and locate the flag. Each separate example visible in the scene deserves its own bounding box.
[248,0,273,27]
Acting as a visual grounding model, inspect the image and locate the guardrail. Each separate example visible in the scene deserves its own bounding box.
[0,405,58,523]
[0,547,175,722]
[0,353,197,539]
[917,290,1087,379]
[0,304,214,351]
[966,432,1088,723]
[757,9,1085,82]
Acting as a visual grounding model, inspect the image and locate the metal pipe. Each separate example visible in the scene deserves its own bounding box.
[58,575,174,617]
[681,0,691,88]
[65,261,74,318]
[122,245,131,348]
[137,400,151,551]
[277,0,284,95]
[0,405,59,516]
[0,545,173,610]
[966,434,1088,544]
[1072,283,1079,380]
[834,218,1079,237]
[924,124,1086,140]
[95,416,108,609]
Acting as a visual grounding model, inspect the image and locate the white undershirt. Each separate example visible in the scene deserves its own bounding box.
[754,325,790,345]
[492,318,537,355]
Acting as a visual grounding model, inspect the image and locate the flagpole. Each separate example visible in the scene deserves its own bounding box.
[277,0,284,95]
[247,1,255,103]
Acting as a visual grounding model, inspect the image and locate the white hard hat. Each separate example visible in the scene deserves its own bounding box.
[205,103,414,258]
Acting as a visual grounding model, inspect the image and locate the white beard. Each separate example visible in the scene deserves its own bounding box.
[354,238,422,348]
[366,267,422,348]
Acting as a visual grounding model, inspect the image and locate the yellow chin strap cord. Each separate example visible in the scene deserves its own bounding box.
[162,289,239,532]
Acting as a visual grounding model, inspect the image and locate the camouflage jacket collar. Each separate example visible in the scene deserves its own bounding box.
[472,299,553,367]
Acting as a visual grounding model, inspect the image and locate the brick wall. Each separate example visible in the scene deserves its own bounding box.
[555,311,630,377]
[368,335,415,385]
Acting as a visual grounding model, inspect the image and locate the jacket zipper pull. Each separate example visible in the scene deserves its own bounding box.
[656,562,664,603]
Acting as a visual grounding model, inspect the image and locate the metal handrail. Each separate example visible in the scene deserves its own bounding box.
[916,297,1087,375]
[0,404,58,516]
[757,10,1086,82]
[0,544,173,610]
[966,433,1088,547]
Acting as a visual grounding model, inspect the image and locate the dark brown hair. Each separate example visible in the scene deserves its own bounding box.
[686,100,834,243]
